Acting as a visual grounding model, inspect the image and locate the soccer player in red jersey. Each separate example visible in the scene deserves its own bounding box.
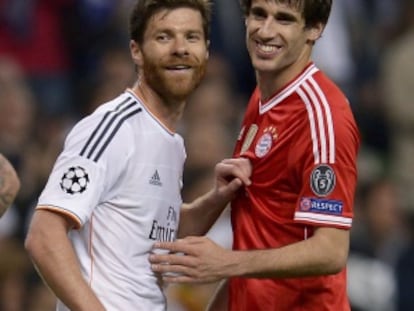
[150,1,360,310]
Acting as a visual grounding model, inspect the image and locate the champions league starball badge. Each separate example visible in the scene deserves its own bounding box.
[60,166,90,194]
[310,164,336,197]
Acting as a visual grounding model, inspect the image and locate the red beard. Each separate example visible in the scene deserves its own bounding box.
[142,55,207,104]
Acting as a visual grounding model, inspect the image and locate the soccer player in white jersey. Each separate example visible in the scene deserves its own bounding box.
[24,1,252,310]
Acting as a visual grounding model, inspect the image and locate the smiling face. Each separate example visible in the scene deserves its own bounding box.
[130,7,209,103]
[245,0,323,80]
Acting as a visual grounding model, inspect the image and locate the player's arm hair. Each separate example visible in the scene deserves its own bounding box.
[229,227,349,278]
[0,153,20,217]
[25,209,106,311]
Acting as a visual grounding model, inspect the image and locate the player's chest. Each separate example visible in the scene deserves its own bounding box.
[120,134,185,203]
[236,108,306,183]
[239,107,303,156]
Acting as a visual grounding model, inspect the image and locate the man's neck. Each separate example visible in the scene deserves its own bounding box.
[130,81,185,133]
[257,55,312,102]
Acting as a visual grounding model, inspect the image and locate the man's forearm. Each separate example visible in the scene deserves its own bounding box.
[25,211,106,311]
[179,189,228,237]
[231,227,349,279]
[178,157,251,238]
[32,246,105,311]
[149,227,350,284]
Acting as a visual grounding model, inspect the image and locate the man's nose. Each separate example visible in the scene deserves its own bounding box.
[258,18,277,39]
[172,37,189,56]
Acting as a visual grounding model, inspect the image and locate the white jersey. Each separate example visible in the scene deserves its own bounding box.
[37,90,186,311]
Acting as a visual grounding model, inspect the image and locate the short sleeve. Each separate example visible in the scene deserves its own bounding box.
[37,112,133,228]
[294,101,360,229]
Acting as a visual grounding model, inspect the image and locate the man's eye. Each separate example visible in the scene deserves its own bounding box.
[187,34,201,42]
[275,13,297,24]
[277,19,293,25]
[156,34,169,41]
[250,7,267,20]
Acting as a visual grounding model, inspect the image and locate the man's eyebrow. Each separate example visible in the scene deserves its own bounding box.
[274,11,299,21]
[250,5,300,22]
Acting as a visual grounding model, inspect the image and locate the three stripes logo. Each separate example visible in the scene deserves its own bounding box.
[79,97,142,162]
[149,170,162,186]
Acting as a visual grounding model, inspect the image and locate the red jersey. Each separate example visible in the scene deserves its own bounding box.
[229,63,360,311]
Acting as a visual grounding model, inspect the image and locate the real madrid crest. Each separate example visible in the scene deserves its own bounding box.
[255,126,278,158]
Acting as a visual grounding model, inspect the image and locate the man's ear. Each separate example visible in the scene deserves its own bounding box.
[130,40,143,67]
[308,22,325,42]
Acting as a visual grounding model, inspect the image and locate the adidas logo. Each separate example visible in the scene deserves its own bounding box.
[149,170,162,186]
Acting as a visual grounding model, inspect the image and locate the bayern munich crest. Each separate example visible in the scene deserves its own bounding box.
[255,126,278,158]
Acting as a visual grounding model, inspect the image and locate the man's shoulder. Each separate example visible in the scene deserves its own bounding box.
[63,92,144,158]
[92,91,142,116]
[78,92,144,131]
[311,70,348,102]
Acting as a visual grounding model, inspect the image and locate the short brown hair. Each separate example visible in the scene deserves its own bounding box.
[239,0,332,28]
[129,0,212,44]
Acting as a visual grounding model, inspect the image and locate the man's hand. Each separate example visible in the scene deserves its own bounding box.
[0,154,20,217]
[177,157,252,238]
[149,236,238,284]
[213,157,252,205]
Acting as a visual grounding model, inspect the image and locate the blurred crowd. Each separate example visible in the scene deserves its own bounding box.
[0,0,413,310]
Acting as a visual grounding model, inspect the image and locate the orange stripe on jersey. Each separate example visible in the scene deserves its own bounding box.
[88,213,95,286]
[36,205,82,229]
